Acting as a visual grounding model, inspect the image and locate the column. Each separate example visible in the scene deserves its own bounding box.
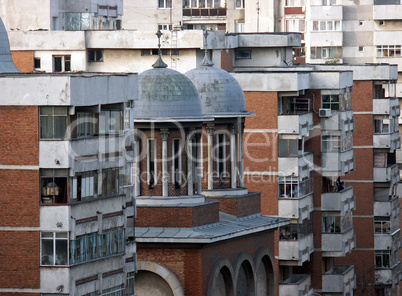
[134,137,141,197]
[187,133,194,196]
[238,123,245,188]
[161,129,169,197]
[207,126,215,190]
[196,133,202,194]
[230,125,238,189]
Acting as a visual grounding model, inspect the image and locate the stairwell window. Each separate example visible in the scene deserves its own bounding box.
[41,232,69,266]
[53,55,71,72]
[40,107,68,139]
[158,0,172,8]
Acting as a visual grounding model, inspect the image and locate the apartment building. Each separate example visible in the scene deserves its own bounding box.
[0,18,137,295]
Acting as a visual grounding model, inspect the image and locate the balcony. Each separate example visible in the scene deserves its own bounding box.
[279,191,313,220]
[310,31,343,47]
[322,265,356,295]
[373,132,400,151]
[279,274,313,296]
[375,229,400,252]
[278,152,313,179]
[278,233,314,265]
[376,262,401,288]
[374,163,399,184]
[374,195,400,217]
[321,149,354,177]
[322,227,355,257]
[373,98,400,117]
[374,5,402,20]
[320,110,354,133]
[278,112,313,137]
[321,186,355,215]
[310,5,343,21]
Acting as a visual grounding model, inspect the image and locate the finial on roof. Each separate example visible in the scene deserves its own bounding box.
[152,29,168,69]
[201,30,214,67]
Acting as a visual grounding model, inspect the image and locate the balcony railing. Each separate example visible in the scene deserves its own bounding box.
[374,163,399,184]
[322,227,355,257]
[321,186,355,215]
[278,233,314,264]
[373,98,400,117]
[280,274,312,296]
[278,112,313,137]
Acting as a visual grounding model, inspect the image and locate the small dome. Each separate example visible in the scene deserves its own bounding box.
[185,66,247,115]
[135,67,203,120]
[0,18,20,73]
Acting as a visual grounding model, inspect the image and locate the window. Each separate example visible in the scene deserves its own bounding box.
[70,228,125,265]
[379,20,385,26]
[311,47,342,59]
[376,45,402,57]
[375,250,390,268]
[322,94,339,110]
[99,110,122,134]
[359,46,364,52]
[147,139,156,188]
[323,0,336,4]
[65,12,91,30]
[124,162,134,186]
[126,272,135,296]
[359,20,364,26]
[321,135,341,152]
[40,106,68,139]
[235,50,251,59]
[285,0,305,6]
[374,118,397,134]
[279,176,313,199]
[82,292,98,296]
[158,0,172,8]
[41,232,69,266]
[102,168,122,196]
[279,223,298,240]
[102,285,125,296]
[41,169,68,204]
[235,0,244,8]
[172,139,182,188]
[216,133,227,177]
[73,171,98,201]
[124,101,133,130]
[158,24,172,30]
[286,19,305,32]
[77,113,96,138]
[322,216,341,233]
[53,55,71,72]
[375,217,390,234]
[34,57,41,69]
[88,49,103,62]
[183,0,223,8]
[278,138,299,157]
[312,20,341,31]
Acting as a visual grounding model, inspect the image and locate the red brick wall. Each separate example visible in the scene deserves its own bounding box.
[0,106,39,166]
[351,81,373,112]
[284,7,304,14]
[10,50,34,73]
[221,49,233,72]
[0,169,39,227]
[0,231,40,289]
[136,201,219,228]
[205,192,261,217]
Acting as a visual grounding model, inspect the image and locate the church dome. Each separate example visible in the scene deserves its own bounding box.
[185,61,247,116]
[135,67,203,120]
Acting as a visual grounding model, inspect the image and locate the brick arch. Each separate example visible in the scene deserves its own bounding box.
[137,261,184,296]
[207,257,235,296]
[233,252,257,295]
[254,247,277,296]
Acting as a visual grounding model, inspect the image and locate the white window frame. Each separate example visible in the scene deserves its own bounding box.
[312,20,341,32]
[172,138,182,185]
[322,0,336,5]
[285,19,305,33]
[124,101,134,130]
[235,0,244,9]
[41,232,69,266]
[53,55,71,72]
[285,0,305,6]
[147,139,157,186]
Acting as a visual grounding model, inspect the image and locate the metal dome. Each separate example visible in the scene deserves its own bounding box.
[184,64,247,116]
[135,67,203,120]
[0,17,20,73]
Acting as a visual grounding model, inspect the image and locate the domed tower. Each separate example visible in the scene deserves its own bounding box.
[185,31,254,196]
[134,31,285,296]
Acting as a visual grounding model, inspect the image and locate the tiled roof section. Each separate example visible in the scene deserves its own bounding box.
[0,18,20,73]
[136,213,289,244]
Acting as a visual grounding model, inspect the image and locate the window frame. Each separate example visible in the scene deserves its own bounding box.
[88,49,104,62]
[216,132,227,177]
[158,0,172,9]
[235,50,251,59]
[374,217,390,234]
[375,250,390,268]
[172,138,182,187]
[53,55,71,72]
[39,106,68,140]
[147,139,157,188]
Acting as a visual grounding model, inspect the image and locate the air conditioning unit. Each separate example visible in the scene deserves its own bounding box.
[319,108,332,117]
